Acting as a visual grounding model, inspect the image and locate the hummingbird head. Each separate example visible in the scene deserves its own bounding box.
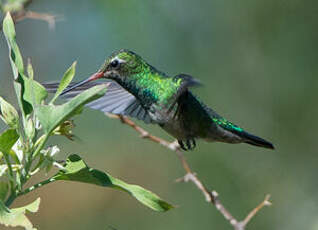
[60,49,146,95]
[99,49,146,81]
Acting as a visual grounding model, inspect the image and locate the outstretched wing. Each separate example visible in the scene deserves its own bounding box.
[43,81,155,124]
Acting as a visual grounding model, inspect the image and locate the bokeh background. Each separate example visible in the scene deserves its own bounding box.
[1,0,318,229]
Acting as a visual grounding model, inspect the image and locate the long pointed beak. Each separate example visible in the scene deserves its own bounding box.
[60,72,104,96]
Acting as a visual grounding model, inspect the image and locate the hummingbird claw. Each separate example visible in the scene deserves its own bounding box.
[178,139,196,151]
[186,140,192,150]
[192,139,196,149]
[178,140,187,151]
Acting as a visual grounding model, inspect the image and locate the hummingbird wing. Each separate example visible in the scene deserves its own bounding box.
[167,74,202,114]
[43,81,155,124]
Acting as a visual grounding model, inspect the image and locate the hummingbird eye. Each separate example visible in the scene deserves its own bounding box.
[110,59,120,69]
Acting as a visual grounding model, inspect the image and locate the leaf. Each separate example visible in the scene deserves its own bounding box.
[0,165,8,177]
[22,75,48,107]
[0,97,19,129]
[50,61,77,104]
[36,84,107,134]
[52,154,173,212]
[13,81,32,118]
[3,13,47,117]
[3,12,30,116]
[0,129,19,154]
[0,182,9,201]
[11,139,24,164]
[0,198,40,230]
[27,59,34,79]
[3,12,24,79]
[25,118,35,140]
[0,164,22,178]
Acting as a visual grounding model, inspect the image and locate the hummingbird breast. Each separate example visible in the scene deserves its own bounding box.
[159,91,214,141]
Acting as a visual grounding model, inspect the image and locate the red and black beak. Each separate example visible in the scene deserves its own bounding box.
[61,71,104,96]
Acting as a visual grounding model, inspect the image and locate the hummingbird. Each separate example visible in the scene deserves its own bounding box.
[44,49,274,151]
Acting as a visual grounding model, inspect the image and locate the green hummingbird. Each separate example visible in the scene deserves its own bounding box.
[44,49,274,151]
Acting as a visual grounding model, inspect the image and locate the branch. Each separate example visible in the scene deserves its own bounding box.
[0,1,58,31]
[14,10,58,29]
[107,114,271,230]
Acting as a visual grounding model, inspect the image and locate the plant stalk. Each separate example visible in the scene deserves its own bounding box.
[21,134,49,185]
[18,178,56,196]
[5,192,17,207]
[3,152,15,198]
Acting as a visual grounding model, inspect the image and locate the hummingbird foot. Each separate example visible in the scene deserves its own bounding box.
[178,139,196,151]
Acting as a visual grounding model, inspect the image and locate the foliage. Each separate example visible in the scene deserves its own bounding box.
[0,12,172,229]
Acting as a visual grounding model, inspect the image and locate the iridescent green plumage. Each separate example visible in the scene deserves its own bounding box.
[212,117,243,132]
[100,50,186,108]
[45,49,274,150]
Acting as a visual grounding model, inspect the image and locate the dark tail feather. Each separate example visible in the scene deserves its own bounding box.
[241,131,275,149]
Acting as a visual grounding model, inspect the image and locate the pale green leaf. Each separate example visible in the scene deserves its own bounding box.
[36,85,107,134]
[3,12,30,116]
[0,129,19,154]
[3,13,48,116]
[0,165,8,177]
[0,198,40,230]
[27,59,34,79]
[52,154,173,212]
[25,118,35,140]
[0,97,19,129]
[3,12,24,79]
[50,61,77,104]
[22,76,48,108]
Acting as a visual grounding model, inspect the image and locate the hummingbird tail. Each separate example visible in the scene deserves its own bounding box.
[241,131,275,149]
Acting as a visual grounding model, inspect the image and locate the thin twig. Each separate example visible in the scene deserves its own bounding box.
[241,194,272,227]
[1,1,58,31]
[107,114,271,230]
[11,10,58,30]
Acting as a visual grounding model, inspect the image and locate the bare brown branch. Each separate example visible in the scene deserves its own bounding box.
[17,10,58,29]
[108,114,271,230]
[1,1,58,31]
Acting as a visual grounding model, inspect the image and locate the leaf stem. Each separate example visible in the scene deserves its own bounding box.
[21,134,49,184]
[18,178,56,196]
[3,151,15,197]
[5,192,17,207]
[32,134,49,159]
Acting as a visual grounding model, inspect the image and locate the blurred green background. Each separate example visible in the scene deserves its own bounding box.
[1,0,318,229]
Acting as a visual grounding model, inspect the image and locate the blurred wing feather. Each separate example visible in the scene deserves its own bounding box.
[43,81,155,124]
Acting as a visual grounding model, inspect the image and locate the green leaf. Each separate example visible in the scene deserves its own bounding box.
[0,97,19,129]
[36,84,107,134]
[27,59,34,79]
[22,76,48,107]
[3,12,24,78]
[0,198,40,230]
[13,81,32,118]
[0,165,8,177]
[0,129,19,154]
[25,117,35,140]
[3,12,31,116]
[3,13,47,117]
[52,154,173,212]
[0,183,9,202]
[50,61,77,104]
